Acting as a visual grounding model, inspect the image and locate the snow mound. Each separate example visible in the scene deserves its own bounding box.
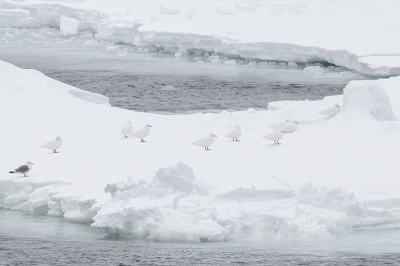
[160,5,180,15]
[95,15,139,44]
[152,162,201,193]
[92,167,372,242]
[0,9,36,27]
[341,80,396,121]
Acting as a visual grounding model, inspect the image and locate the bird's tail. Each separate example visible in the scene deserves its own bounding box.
[9,171,14,174]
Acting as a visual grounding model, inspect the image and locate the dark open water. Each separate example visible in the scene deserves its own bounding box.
[42,69,346,113]
[2,234,400,266]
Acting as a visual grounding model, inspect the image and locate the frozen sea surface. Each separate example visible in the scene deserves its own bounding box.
[1,210,399,266]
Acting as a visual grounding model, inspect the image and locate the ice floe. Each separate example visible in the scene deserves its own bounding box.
[1,60,400,242]
[0,0,399,76]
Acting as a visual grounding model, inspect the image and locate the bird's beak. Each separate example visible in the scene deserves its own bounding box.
[31,163,34,165]
[214,135,217,137]
[150,125,153,127]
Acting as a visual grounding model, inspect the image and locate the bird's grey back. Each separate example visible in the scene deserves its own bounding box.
[15,165,29,173]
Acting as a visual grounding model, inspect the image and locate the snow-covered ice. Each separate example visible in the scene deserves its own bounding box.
[1,60,400,242]
[0,0,399,76]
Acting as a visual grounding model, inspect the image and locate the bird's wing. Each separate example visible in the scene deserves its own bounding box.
[270,122,285,130]
[121,124,132,133]
[39,139,57,149]
[192,137,208,146]
[263,132,279,140]
[281,123,297,133]
[54,139,62,149]
[128,128,145,137]
[319,106,338,115]
[15,165,29,173]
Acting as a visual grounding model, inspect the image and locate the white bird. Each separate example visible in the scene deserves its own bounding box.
[39,136,63,153]
[127,124,153,142]
[319,103,340,118]
[121,121,133,137]
[270,120,299,133]
[9,161,34,177]
[263,130,284,145]
[226,125,241,141]
[192,133,217,150]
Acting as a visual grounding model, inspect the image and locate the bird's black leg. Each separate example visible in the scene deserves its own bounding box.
[141,139,145,142]
[125,135,128,138]
[24,174,26,177]
[278,141,281,144]
[236,138,239,141]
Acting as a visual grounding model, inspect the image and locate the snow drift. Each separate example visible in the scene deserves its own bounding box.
[341,81,396,122]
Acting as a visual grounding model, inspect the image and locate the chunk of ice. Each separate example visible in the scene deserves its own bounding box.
[60,15,79,37]
[225,60,236,66]
[185,8,198,19]
[160,5,180,15]
[117,49,128,56]
[105,45,120,53]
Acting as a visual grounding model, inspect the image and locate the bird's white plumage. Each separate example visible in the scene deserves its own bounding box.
[39,136,63,152]
[263,130,284,143]
[271,120,299,133]
[226,125,241,140]
[319,103,340,118]
[192,133,217,149]
[127,124,152,141]
[121,121,133,137]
